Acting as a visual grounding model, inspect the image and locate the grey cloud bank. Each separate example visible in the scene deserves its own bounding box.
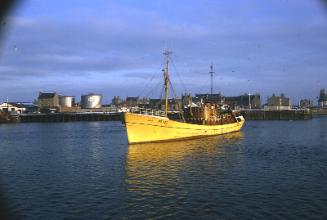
[0,0,326,104]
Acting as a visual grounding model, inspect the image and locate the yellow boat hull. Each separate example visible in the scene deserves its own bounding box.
[124,112,245,144]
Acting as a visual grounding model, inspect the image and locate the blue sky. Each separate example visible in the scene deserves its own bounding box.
[0,0,327,104]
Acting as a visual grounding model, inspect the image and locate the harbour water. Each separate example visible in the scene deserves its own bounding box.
[0,117,327,219]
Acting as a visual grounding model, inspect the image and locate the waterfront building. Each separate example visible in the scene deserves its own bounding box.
[182,93,192,107]
[166,98,182,111]
[299,99,313,109]
[264,93,291,110]
[0,102,38,114]
[318,89,327,108]
[149,98,182,111]
[0,102,27,114]
[149,98,162,110]
[193,93,224,105]
[126,97,139,107]
[139,97,150,105]
[37,92,60,112]
[111,96,122,107]
[224,93,261,109]
[136,97,150,109]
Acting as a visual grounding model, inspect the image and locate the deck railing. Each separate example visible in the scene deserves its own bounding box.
[130,108,167,117]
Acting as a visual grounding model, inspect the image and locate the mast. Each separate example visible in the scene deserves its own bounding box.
[163,50,172,116]
[209,64,214,95]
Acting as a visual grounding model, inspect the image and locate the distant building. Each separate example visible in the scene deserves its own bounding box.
[182,93,192,107]
[167,98,182,111]
[37,92,60,112]
[149,99,162,109]
[224,93,261,109]
[126,97,139,107]
[136,97,150,109]
[264,93,291,110]
[193,93,224,105]
[149,98,182,111]
[22,102,39,113]
[299,99,313,109]
[111,96,122,107]
[318,89,327,108]
[139,97,149,105]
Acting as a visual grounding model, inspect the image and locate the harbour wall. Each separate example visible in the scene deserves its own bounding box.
[20,113,122,123]
[240,110,312,120]
[0,113,20,123]
[1,109,316,123]
[311,108,327,116]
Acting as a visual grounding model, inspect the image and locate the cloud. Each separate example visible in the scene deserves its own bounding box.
[0,0,326,103]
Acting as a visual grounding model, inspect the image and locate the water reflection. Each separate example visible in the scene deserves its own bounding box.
[125,132,244,217]
[127,132,244,164]
[0,183,17,220]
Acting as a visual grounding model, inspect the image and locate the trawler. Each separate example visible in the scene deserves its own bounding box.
[123,51,245,144]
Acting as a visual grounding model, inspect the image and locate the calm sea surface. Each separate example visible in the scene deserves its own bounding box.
[0,117,327,219]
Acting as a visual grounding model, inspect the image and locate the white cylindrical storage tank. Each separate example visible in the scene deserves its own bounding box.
[81,93,102,109]
[59,96,74,108]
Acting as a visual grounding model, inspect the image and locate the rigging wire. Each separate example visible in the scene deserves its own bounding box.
[144,78,163,98]
[136,72,157,98]
[136,60,165,98]
[171,55,189,94]
[168,79,185,122]
[159,82,165,110]
[132,51,188,119]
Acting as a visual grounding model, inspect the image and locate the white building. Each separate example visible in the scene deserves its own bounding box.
[0,102,27,114]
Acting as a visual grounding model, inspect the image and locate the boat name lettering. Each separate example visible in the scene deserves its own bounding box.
[158,119,168,124]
